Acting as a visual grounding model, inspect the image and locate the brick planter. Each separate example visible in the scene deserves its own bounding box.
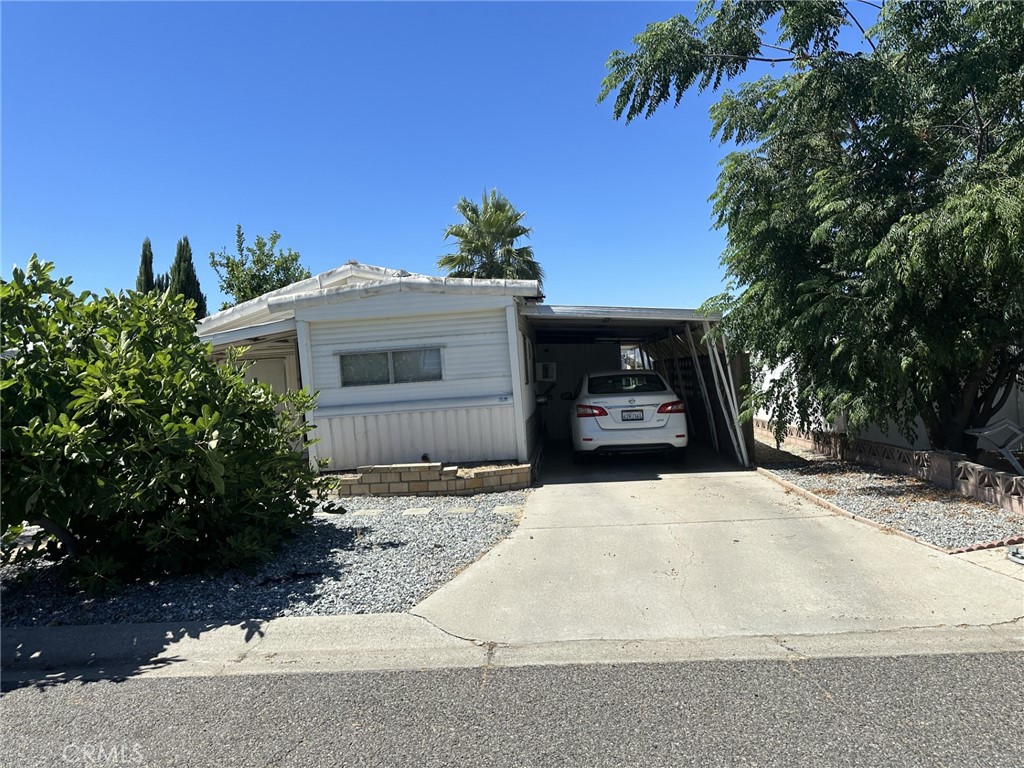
[330,461,532,498]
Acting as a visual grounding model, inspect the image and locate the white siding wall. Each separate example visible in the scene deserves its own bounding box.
[308,309,512,408]
[318,404,517,469]
[297,293,520,469]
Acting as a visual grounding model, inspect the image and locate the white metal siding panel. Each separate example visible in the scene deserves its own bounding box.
[517,312,537,422]
[307,308,512,408]
[315,404,517,469]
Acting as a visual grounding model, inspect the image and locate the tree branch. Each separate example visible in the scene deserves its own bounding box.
[842,4,878,52]
[955,345,996,430]
[28,515,80,560]
[976,349,1020,424]
[968,86,987,163]
[761,42,798,56]
[705,54,798,64]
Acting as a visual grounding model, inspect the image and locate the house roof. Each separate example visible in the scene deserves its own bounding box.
[197,261,542,337]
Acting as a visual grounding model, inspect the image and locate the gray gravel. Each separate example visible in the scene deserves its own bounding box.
[0,491,526,627]
[762,458,1023,550]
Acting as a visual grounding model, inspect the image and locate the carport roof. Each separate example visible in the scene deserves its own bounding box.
[520,304,721,345]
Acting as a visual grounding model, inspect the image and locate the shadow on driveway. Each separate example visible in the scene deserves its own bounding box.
[537,440,745,486]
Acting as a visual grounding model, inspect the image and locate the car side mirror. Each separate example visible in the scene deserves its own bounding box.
[560,392,574,401]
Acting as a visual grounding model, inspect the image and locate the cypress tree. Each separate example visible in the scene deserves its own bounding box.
[135,237,155,293]
[154,273,170,293]
[168,236,208,321]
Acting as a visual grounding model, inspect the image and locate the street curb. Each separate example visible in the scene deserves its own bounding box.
[3,616,1022,684]
[0,614,486,677]
[756,467,951,554]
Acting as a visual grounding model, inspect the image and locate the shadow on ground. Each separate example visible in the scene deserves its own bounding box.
[537,440,747,486]
[0,517,385,692]
[0,619,265,693]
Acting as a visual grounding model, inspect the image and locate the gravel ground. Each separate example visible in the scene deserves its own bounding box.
[758,442,1024,550]
[0,491,527,627]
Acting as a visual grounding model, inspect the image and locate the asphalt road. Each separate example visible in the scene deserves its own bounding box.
[3,652,1021,768]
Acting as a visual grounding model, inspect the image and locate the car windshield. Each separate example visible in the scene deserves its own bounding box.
[587,374,667,395]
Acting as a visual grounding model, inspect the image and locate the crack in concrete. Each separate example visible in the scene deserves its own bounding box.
[770,636,806,658]
[406,610,491,647]
[479,642,499,689]
[675,543,703,637]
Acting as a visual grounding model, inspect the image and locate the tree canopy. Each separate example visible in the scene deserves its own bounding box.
[210,225,311,310]
[600,0,1024,451]
[135,237,154,293]
[168,235,208,321]
[438,190,544,288]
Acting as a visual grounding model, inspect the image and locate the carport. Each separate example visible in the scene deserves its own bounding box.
[520,304,753,468]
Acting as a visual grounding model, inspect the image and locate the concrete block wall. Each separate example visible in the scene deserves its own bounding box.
[331,462,532,497]
[754,420,1024,513]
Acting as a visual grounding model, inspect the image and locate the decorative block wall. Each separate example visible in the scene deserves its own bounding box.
[754,419,1023,514]
[330,462,532,498]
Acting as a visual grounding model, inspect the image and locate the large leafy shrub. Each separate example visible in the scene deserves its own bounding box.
[1,257,327,591]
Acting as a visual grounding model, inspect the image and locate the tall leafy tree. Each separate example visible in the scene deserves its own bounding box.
[209,225,312,309]
[599,0,1023,452]
[438,189,544,287]
[153,272,170,294]
[135,237,155,293]
[168,235,207,321]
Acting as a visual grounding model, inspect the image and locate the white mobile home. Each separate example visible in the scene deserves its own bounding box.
[197,262,751,470]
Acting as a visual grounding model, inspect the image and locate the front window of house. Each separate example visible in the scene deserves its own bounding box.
[339,347,443,386]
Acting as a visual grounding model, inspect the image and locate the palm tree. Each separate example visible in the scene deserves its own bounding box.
[438,189,544,287]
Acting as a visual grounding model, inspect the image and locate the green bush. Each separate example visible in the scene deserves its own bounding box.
[1,257,328,591]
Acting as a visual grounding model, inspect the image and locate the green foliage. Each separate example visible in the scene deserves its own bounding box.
[600,0,1024,451]
[168,235,207,321]
[154,271,170,293]
[438,189,544,288]
[1,258,330,591]
[135,237,155,293]
[210,225,312,310]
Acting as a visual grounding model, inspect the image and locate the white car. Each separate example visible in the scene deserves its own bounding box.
[565,370,688,463]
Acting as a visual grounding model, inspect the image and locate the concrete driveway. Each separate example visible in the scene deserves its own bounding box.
[413,447,1023,646]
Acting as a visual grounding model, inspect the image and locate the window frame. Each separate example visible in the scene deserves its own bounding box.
[336,344,445,388]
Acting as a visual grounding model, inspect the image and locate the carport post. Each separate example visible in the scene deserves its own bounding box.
[672,346,690,413]
[295,319,321,470]
[702,327,743,464]
[708,322,751,468]
[681,326,720,453]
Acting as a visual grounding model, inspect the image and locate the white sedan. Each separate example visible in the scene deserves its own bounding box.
[564,370,688,463]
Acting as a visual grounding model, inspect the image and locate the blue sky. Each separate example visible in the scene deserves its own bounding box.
[3,2,738,311]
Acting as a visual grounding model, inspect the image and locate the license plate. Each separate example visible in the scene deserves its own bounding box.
[621,409,644,421]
